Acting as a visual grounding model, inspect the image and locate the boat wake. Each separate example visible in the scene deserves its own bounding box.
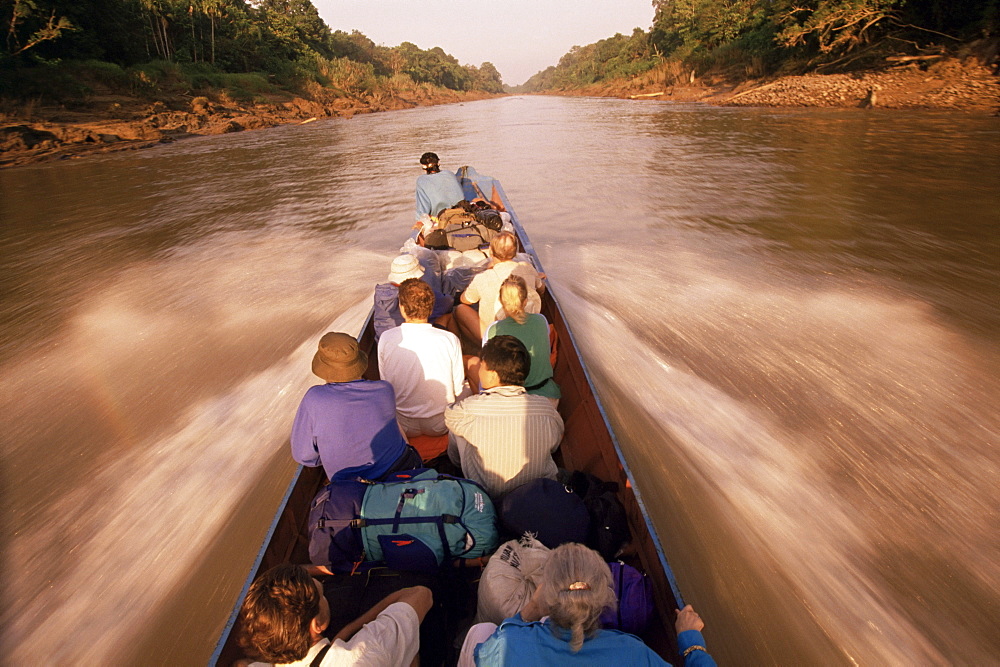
[547,243,1000,665]
[1,233,384,664]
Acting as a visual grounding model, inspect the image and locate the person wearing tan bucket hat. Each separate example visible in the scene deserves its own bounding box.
[374,254,455,339]
[291,332,423,482]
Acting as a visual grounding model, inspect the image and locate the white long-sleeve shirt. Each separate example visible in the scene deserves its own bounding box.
[378,323,468,419]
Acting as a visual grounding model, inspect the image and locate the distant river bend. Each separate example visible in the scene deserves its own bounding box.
[1,97,998,664]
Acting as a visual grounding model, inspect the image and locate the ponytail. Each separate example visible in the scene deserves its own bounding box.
[538,544,617,653]
[499,275,528,324]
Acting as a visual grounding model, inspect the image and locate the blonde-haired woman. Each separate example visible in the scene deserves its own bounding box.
[486,275,560,404]
[455,231,544,344]
[460,543,716,666]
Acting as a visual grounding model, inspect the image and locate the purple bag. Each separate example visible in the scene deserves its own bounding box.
[307,479,367,572]
[600,561,654,635]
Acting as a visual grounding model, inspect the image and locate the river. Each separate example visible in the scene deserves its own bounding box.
[1,97,997,665]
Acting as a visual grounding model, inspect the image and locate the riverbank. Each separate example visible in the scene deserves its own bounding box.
[4,50,997,170]
[540,45,999,114]
[0,85,497,169]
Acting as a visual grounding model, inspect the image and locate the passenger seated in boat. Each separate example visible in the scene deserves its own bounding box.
[484,275,560,405]
[374,254,453,340]
[378,278,470,438]
[291,332,422,482]
[459,543,716,667]
[414,151,465,228]
[454,232,544,344]
[445,335,563,499]
[238,563,432,667]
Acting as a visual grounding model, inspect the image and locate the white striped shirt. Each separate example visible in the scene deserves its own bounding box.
[445,385,564,499]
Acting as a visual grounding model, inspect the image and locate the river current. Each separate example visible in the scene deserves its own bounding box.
[1,97,998,665]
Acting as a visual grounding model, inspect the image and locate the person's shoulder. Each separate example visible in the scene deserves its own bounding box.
[379,326,403,345]
[426,325,460,344]
[524,392,558,408]
[374,283,398,301]
[592,628,670,658]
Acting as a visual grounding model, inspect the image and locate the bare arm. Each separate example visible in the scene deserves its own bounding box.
[334,586,433,642]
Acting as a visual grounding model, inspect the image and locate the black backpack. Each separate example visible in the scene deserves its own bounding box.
[558,470,630,560]
[475,209,503,231]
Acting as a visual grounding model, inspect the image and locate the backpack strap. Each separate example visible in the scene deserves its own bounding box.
[311,641,332,667]
[523,377,552,392]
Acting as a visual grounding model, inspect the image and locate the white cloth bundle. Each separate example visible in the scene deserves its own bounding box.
[475,534,551,625]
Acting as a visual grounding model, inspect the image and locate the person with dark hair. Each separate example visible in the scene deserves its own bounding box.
[415,152,465,224]
[458,543,716,666]
[291,332,422,482]
[239,563,432,666]
[444,335,563,499]
[378,278,469,438]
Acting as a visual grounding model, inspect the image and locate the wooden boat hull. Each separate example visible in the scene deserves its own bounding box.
[211,176,685,665]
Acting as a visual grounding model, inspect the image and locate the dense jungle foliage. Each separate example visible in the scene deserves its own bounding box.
[516,0,997,92]
[1,0,504,102]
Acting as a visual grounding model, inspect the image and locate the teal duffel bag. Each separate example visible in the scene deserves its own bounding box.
[358,469,499,572]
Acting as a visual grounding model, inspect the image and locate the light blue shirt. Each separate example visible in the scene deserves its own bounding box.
[416,170,465,220]
[474,614,683,666]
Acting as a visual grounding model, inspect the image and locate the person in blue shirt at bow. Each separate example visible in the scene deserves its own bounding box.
[415,152,465,226]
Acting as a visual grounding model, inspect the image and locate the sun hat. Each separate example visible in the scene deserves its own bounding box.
[311,332,368,383]
[388,254,425,283]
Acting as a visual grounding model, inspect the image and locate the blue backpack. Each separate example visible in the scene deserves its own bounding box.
[359,469,499,572]
[308,469,498,573]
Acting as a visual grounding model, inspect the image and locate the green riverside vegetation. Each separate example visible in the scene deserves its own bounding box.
[514,0,996,93]
[1,0,504,105]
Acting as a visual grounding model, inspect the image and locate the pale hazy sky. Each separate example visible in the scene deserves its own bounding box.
[313,0,656,86]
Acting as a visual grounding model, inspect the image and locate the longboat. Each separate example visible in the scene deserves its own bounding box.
[211,169,688,665]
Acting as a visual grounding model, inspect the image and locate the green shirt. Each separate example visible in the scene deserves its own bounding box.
[486,313,561,399]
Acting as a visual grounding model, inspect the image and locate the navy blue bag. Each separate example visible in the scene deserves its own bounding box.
[499,478,590,548]
[599,561,654,635]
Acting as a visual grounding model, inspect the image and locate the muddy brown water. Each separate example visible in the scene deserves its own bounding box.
[1,97,998,665]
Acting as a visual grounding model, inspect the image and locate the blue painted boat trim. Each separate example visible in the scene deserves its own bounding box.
[494,180,686,610]
[209,465,304,666]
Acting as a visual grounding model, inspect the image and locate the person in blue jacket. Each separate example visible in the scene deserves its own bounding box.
[415,152,465,222]
[460,542,717,666]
